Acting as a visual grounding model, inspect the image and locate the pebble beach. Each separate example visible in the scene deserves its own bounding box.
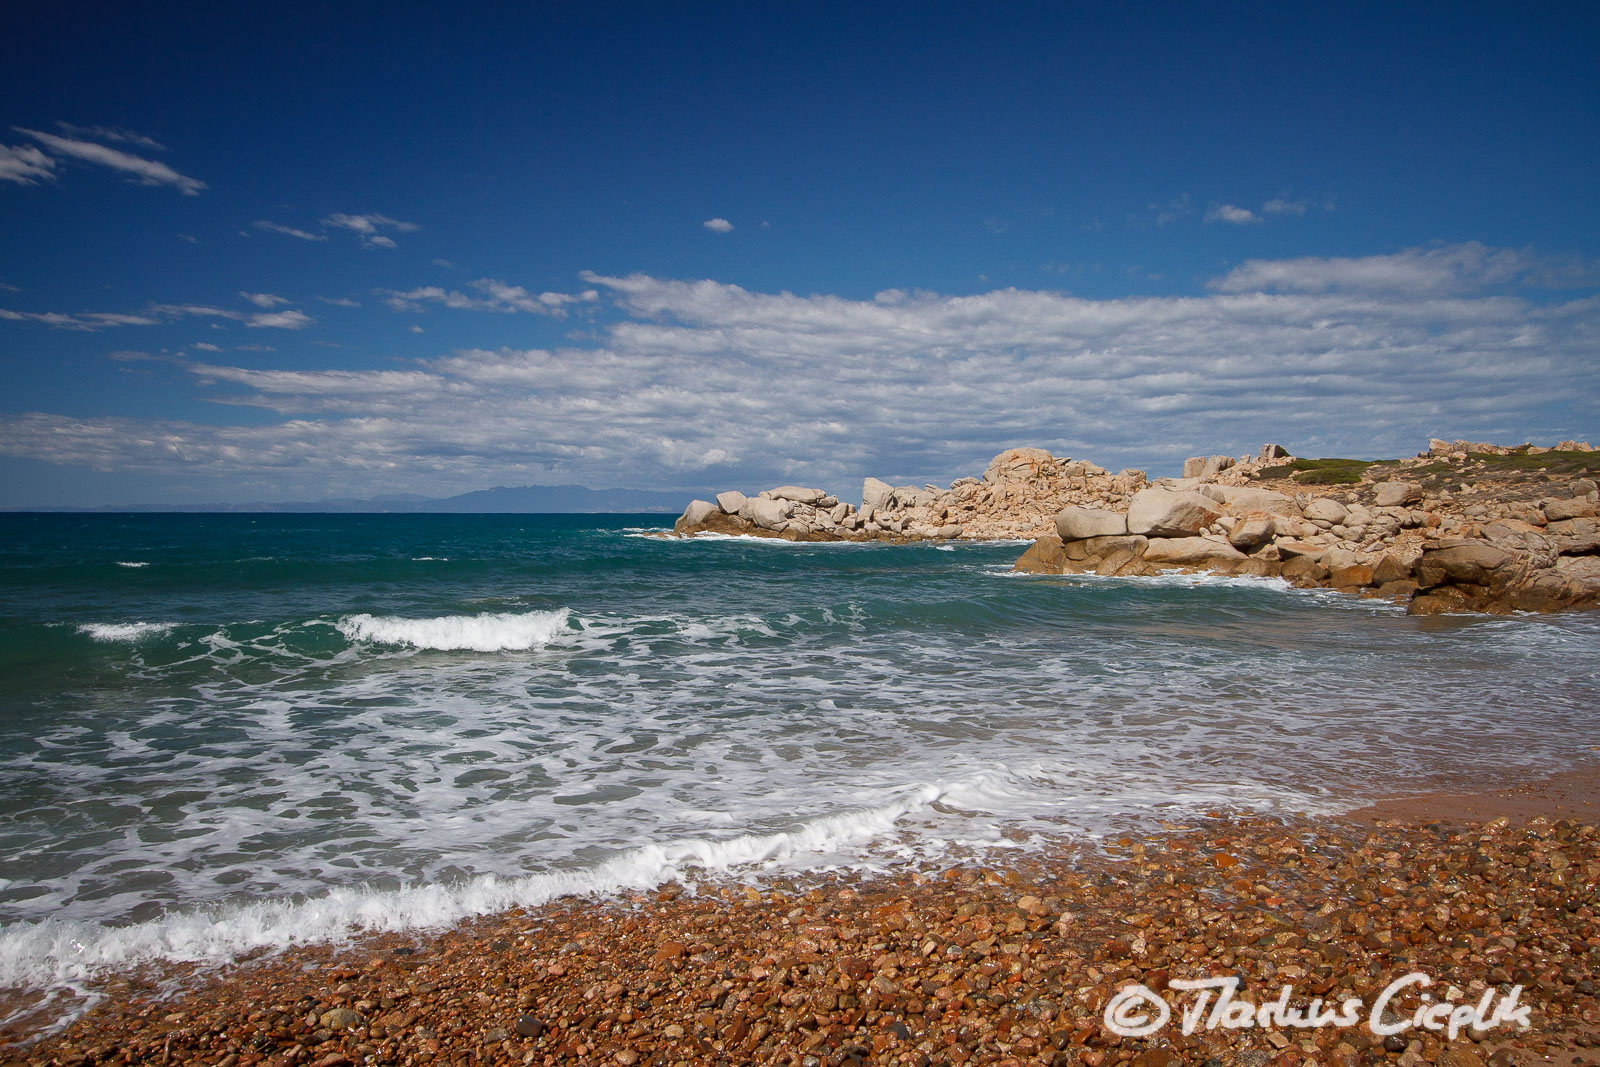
[5,771,1597,1067]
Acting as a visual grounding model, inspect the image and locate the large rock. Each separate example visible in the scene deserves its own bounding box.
[1543,497,1595,522]
[739,497,794,531]
[1258,443,1290,462]
[1142,536,1246,565]
[1063,534,1149,562]
[768,485,827,505]
[1126,487,1225,538]
[715,490,748,514]
[1055,506,1127,541]
[1181,455,1236,480]
[1303,498,1349,524]
[1198,485,1300,517]
[1416,543,1513,588]
[1013,535,1071,574]
[1228,514,1276,549]
[1274,538,1328,561]
[984,447,1057,484]
[861,477,895,510]
[674,499,718,533]
[1554,556,1600,594]
[1374,481,1423,507]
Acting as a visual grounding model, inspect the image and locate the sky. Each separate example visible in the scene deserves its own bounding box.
[1,2,1597,507]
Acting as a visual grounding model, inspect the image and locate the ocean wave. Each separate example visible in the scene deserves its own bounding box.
[0,785,942,993]
[114,561,149,568]
[336,608,572,652]
[76,622,177,642]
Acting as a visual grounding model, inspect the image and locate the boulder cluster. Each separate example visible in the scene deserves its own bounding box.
[671,439,1600,614]
[674,448,1150,543]
[1019,443,1600,615]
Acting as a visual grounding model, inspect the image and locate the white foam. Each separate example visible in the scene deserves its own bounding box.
[666,532,876,547]
[995,567,1298,591]
[0,785,941,992]
[114,561,149,568]
[337,608,572,652]
[76,622,176,642]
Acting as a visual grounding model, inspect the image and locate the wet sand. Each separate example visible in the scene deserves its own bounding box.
[4,770,1598,1067]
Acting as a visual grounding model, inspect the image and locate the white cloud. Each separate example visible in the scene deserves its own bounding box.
[1,244,1593,500]
[0,143,56,186]
[1205,203,1260,225]
[191,342,222,352]
[2,297,313,332]
[56,124,165,151]
[15,127,205,195]
[322,212,419,248]
[702,217,734,233]
[1209,242,1555,295]
[381,278,599,317]
[1147,195,1191,227]
[0,309,160,330]
[245,309,313,330]
[255,221,328,242]
[1262,197,1308,216]
[318,296,361,308]
[240,292,289,308]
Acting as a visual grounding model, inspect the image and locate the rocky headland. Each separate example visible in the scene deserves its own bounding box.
[672,439,1600,615]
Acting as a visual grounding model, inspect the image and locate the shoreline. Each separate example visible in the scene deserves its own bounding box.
[673,440,1600,616]
[6,765,1597,1066]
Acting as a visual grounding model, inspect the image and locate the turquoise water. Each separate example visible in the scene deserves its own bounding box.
[2,513,1598,989]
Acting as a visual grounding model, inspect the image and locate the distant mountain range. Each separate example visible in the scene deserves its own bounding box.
[10,484,713,514]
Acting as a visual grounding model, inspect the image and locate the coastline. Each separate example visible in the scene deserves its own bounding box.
[673,440,1600,616]
[6,766,1597,1066]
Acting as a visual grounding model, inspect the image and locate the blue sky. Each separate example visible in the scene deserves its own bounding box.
[2,2,1597,506]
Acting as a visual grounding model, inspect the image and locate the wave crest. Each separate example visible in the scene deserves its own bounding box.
[336,608,572,652]
[76,622,176,642]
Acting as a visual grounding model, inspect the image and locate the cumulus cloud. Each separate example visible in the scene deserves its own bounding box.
[14,127,205,195]
[702,217,734,233]
[318,296,361,308]
[381,278,599,317]
[1205,203,1260,225]
[254,220,328,242]
[0,143,56,185]
[240,292,289,308]
[322,212,419,248]
[0,243,1593,501]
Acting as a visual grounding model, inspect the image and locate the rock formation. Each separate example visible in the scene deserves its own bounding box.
[671,440,1600,613]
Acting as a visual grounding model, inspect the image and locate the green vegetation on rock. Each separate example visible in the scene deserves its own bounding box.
[1256,457,1379,485]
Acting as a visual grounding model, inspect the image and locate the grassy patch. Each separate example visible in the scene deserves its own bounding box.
[1474,450,1600,477]
[1257,457,1375,485]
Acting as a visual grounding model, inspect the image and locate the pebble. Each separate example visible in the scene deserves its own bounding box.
[4,811,1596,1067]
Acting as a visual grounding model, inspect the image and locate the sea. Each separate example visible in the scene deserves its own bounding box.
[2,512,1598,997]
